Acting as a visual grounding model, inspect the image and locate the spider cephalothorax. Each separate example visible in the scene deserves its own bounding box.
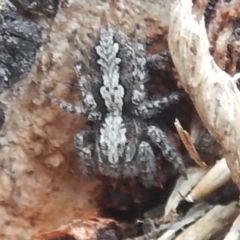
[50,24,185,187]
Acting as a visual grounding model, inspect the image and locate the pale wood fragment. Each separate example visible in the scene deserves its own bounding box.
[168,0,240,188]
[175,202,239,240]
[224,214,240,240]
[186,158,231,202]
[164,167,207,219]
[174,119,208,169]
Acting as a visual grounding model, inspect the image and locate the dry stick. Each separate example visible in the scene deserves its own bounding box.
[224,214,240,240]
[168,0,240,189]
[185,158,231,202]
[175,202,239,240]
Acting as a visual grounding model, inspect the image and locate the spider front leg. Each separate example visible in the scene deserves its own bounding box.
[146,51,173,71]
[130,27,148,106]
[74,130,95,176]
[49,96,86,115]
[136,141,156,187]
[73,32,101,121]
[134,91,184,118]
[147,125,186,177]
[113,24,148,107]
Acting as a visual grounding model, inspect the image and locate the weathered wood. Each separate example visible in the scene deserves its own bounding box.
[168,0,240,189]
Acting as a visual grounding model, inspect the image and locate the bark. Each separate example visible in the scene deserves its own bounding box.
[0,0,175,239]
[1,0,240,239]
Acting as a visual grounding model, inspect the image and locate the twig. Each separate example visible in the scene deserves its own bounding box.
[168,0,240,189]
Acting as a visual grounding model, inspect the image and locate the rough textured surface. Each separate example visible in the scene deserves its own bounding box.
[168,0,240,196]
[49,23,185,187]
[0,1,175,239]
[34,218,122,240]
[0,2,42,92]
[15,0,59,17]
[207,0,240,75]
[1,0,239,239]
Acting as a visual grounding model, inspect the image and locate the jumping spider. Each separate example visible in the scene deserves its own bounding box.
[50,24,185,187]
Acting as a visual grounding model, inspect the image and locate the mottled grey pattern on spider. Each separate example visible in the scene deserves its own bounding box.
[50,24,185,187]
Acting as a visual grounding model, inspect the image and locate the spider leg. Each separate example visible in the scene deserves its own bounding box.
[73,33,101,121]
[74,130,95,176]
[146,51,173,71]
[130,54,147,105]
[136,141,156,187]
[134,91,184,118]
[131,46,184,118]
[113,24,147,106]
[49,96,86,115]
[131,25,148,106]
[48,33,101,121]
[147,125,186,177]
